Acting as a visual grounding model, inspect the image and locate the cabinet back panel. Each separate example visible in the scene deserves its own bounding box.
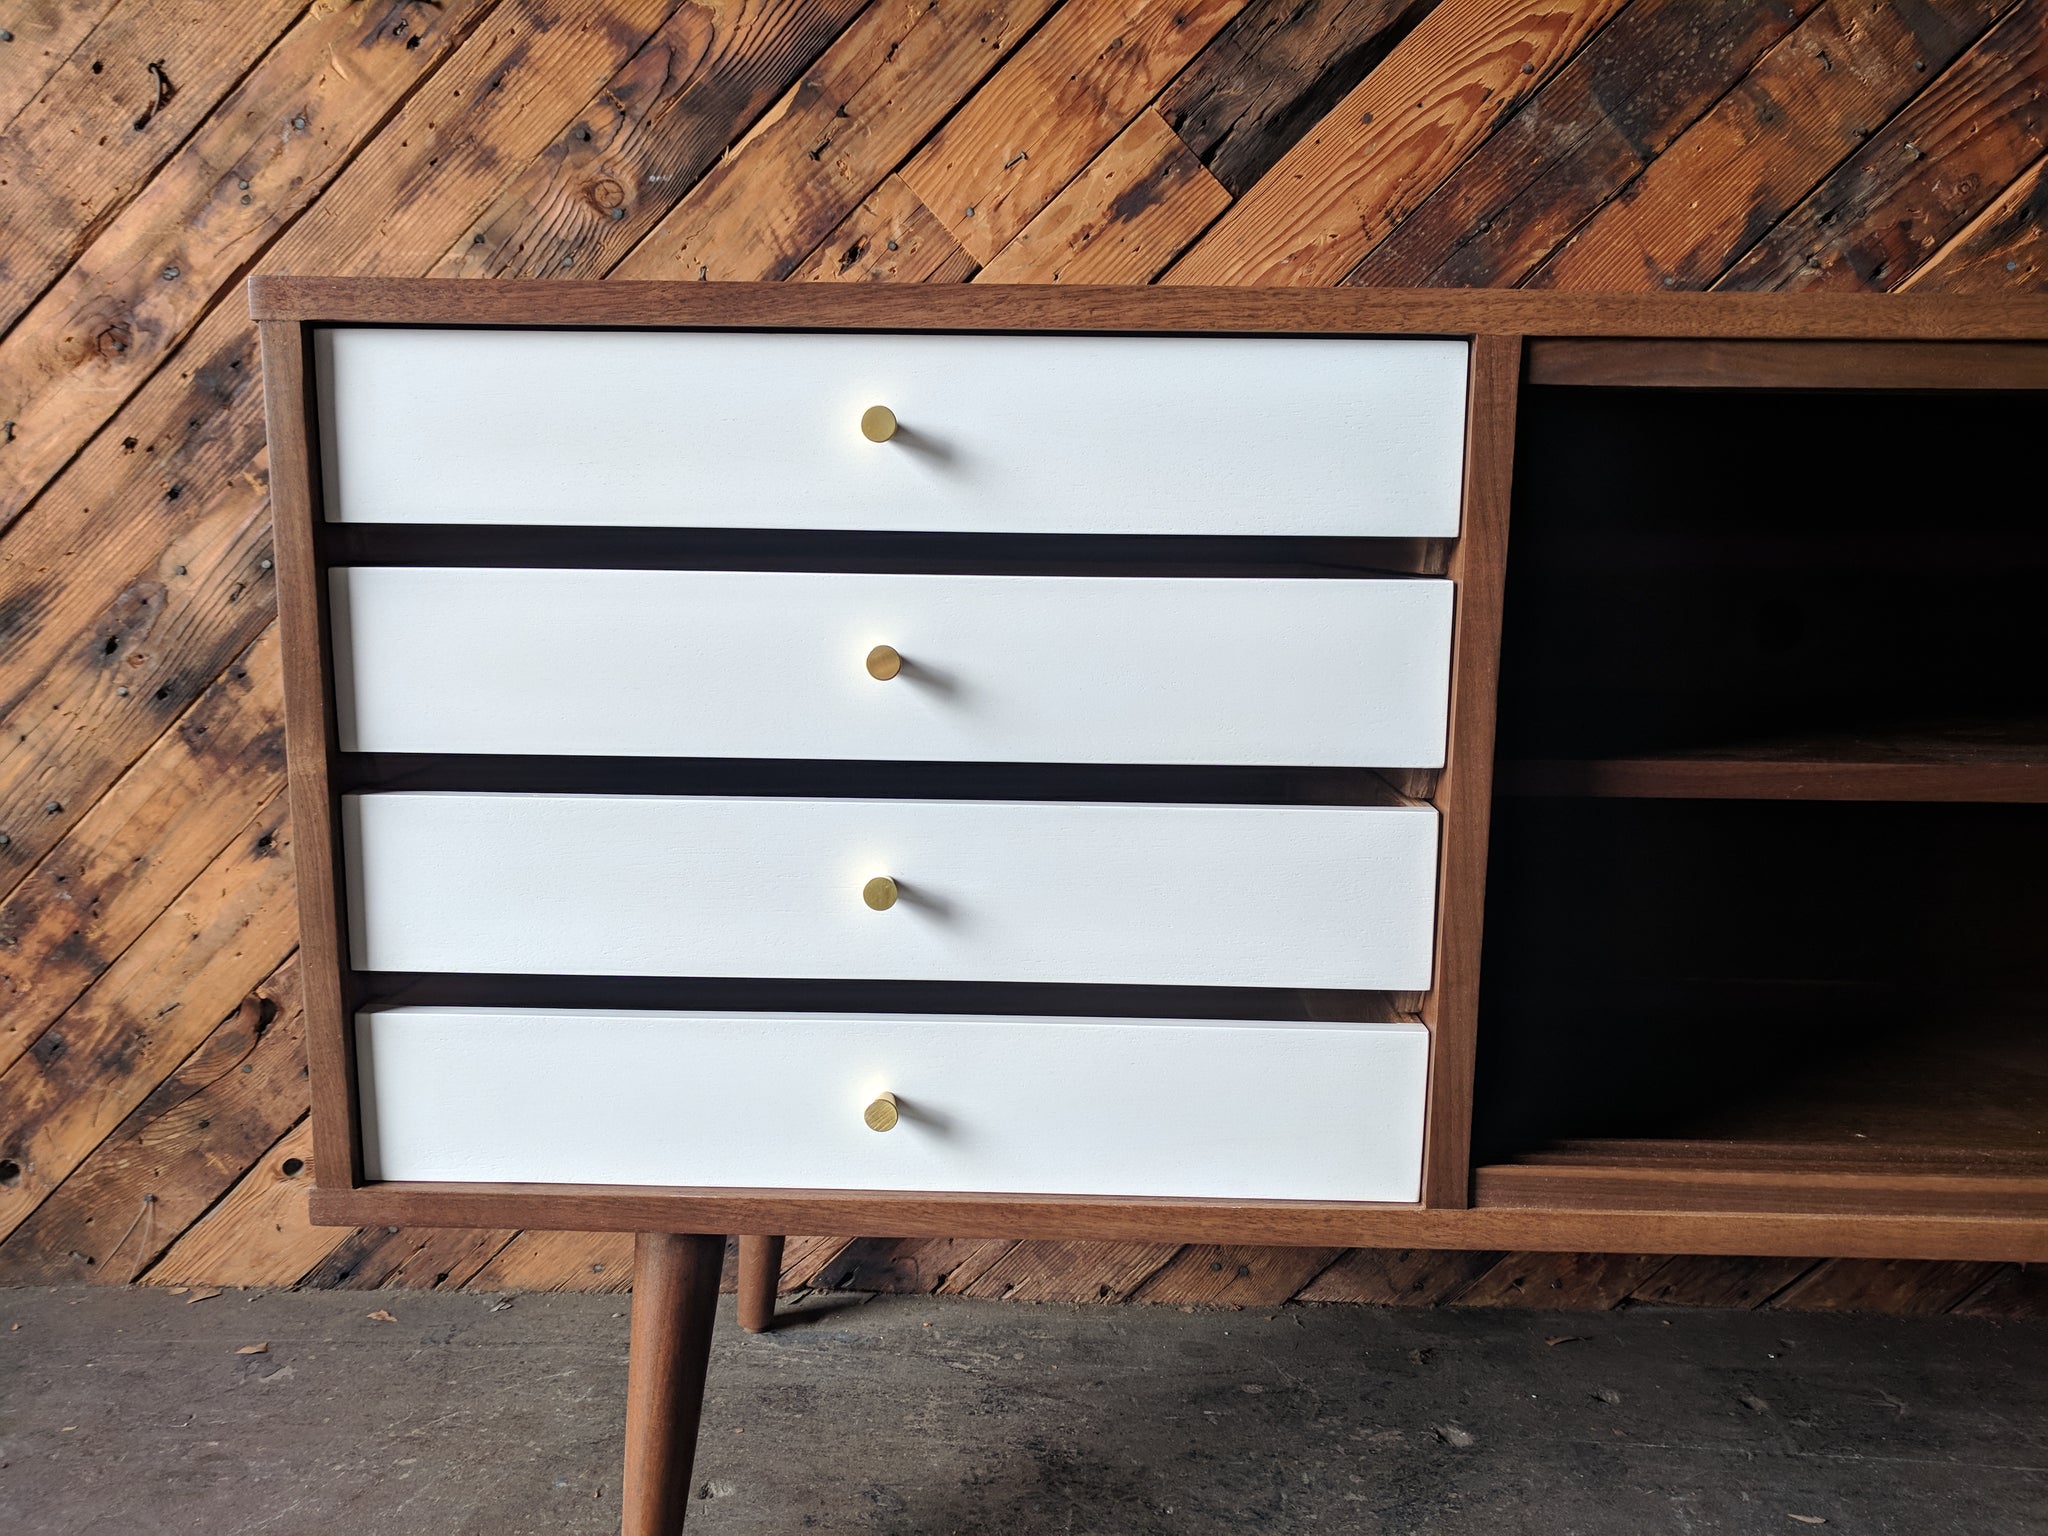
[1499,388,2048,757]
[1476,798,2048,1157]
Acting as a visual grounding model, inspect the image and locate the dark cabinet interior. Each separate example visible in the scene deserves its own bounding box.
[1477,381,2048,1206]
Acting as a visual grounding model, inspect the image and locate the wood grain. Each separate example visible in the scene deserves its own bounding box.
[616,0,1064,282]
[248,275,2048,336]
[0,957,303,1285]
[1476,1163,2048,1221]
[298,1223,519,1293]
[1525,337,2048,389]
[735,1234,784,1331]
[1158,0,1436,197]
[0,795,296,1246]
[0,0,490,519]
[1452,1250,1666,1308]
[622,1232,724,1536]
[1419,333,1519,1208]
[775,1235,861,1290]
[1768,1257,2006,1314]
[812,1235,1020,1294]
[466,1229,639,1293]
[1723,0,2048,292]
[436,0,869,281]
[790,176,981,283]
[258,319,356,1196]
[1131,1243,1343,1305]
[976,109,1231,283]
[950,1239,1182,1301]
[0,631,283,1077]
[1347,0,1822,287]
[1628,1254,1817,1309]
[142,1118,340,1287]
[0,0,299,336]
[900,0,1245,262]
[1164,0,1628,285]
[1532,0,2007,289]
[1295,1245,1498,1304]
[1950,1262,2048,1318]
[0,0,126,129]
[308,1182,2048,1263]
[1903,151,2048,293]
[0,408,279,883]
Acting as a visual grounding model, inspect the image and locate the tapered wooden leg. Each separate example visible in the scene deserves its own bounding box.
[623,1233,724,1536]
[735,1235,785,1334]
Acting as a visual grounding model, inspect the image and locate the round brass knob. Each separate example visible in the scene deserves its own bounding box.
[864,1092,900,1133]
[865,644,902,681]
[862,875,898,911]
[860,404,898,443]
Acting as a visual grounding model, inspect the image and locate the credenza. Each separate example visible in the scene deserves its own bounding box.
[250,279,2048,1534]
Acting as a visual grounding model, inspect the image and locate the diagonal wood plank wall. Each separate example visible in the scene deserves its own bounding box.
[1,0,2043,1320]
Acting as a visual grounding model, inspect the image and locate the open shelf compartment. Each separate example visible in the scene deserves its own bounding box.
[1492,385,2048,802]
[1477,378,2048,1215]
[1472,797,2048,1215]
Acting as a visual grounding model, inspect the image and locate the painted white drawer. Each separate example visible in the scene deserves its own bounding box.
[315,329,1469,536]
[343,793,1439,989]
[331,568,1454,767]
[357,1007,1430,1202]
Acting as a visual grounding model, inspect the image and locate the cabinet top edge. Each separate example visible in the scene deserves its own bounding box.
[247,278,2048,341]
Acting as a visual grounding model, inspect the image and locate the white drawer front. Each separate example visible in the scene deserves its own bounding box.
[316,329,1469,536]
[357,1007,1429,1202]
[344,794,1439,989]
[332,568,1454,767]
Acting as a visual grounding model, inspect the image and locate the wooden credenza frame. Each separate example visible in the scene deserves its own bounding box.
[252,279,2048,1270]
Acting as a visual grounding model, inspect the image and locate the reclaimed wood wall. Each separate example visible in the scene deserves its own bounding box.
[2,0,2044,1319]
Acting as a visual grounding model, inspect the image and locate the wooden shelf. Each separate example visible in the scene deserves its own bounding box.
[1476,1005,2048,1220]
[1476,1143,2048,1221]
[1498,722,2048,802]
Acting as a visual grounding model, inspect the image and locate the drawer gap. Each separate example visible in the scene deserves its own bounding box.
[351,971,1422,1025]
[337,753,1429,806]
[319,523,1449,578]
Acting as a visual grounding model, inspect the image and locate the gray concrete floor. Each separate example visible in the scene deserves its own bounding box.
[1,1284,2043,1535]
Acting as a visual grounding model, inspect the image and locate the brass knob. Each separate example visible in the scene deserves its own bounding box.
[862,875,898,911]
[860,404,898,443]
[864,1092,900,1133]
[866,644,902,680]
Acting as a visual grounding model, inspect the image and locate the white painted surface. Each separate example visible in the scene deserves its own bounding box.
[315,329,1469,535]
[331,567,1454,767]
[344,793,1439,989]
[356,1007,1430,1201]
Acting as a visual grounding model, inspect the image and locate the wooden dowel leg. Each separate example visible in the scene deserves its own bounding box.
[622,1233,725,1536]
[735,1235,785,1334]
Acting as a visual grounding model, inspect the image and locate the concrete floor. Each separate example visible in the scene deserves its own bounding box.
[1,1285,2043,1535]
